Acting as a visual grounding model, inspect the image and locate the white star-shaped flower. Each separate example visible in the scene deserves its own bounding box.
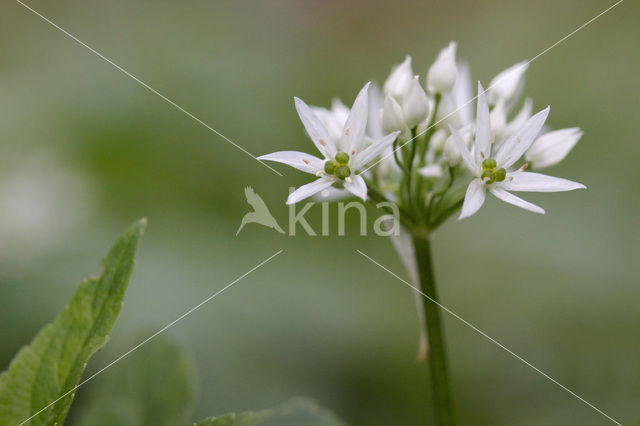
[452,82,585,219]
[258,82,400,205]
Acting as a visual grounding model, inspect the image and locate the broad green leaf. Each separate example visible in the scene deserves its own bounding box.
[193,397,346,426]
[0,219,146,426]
[75,334,194,426]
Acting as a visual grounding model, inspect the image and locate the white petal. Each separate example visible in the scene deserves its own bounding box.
[427,41,457,93]
[343,174,368,201]
[489,186,545,214]
[342,82,370,154]
[488,61,529,105]
[311,186,350,202]
[353,131,400,169]
[505,98,533,133]
[367,83,385,140]
[459,178,486,219]
[294,97,336,157]
[449,61,473,126]
[383,55,414,100]
[494,106,549,169]
[403,76,429,128]
[257,150,325,174]
[449,125,479,175]
[475,81,491,163]
[501,171,586,192]
[286,178,335,205]
[525,127,583,169]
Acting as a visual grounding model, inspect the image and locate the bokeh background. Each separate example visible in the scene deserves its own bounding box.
[1,0,638,424]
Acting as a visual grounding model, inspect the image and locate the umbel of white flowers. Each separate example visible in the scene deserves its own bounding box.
[258,45,584,217]
[258,42,585,360]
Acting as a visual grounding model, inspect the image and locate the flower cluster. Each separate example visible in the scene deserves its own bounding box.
[259,42,585,223]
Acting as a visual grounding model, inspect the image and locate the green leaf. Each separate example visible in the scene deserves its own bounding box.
[0,219,146,426]
[75,334,194,426]
[193,397,346,426]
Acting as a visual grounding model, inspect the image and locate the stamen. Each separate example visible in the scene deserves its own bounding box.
[315,170,324,177]
[480,151,485,159]
[318,139,327,146]
[351,149,356,155]
[489,134,496,144]
[345,177,352,183]
[516,137,521,144]
[302,159,310,164]
[520,163,529,171]
[345,128,350,136]
[509,176,514,181]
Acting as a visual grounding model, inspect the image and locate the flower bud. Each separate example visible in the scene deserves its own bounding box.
[402,76,430,128]
[525,127,583,169]
[418,164,443,178]
[429,129,448,152]
[427,42,457,94]
[383,56,414,101]
[488,61,528,105]
[382,93,406,134]
[443,135,461,166]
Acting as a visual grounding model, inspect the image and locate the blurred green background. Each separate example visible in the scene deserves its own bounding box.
[1,0,638,424]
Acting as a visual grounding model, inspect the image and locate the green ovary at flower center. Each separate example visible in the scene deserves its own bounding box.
[481,158,506,184]
[324,151,351,180]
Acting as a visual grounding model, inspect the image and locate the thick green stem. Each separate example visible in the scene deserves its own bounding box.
[411,230,455,426]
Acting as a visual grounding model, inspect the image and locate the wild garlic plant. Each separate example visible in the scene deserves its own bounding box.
[259,42,585,425]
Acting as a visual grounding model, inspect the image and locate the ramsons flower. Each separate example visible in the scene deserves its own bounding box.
[258,82,400,204]
[452,83,585,219]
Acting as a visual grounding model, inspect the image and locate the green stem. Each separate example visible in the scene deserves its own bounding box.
[366,185,413,228]
[411,230,455,426]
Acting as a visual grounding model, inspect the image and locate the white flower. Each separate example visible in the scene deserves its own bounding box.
[452,82,585,219]
[258,82,400,204]
[383,56,414,101]
[487,61,528,105]
[525,127,583,169]
[427,42,458,94]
